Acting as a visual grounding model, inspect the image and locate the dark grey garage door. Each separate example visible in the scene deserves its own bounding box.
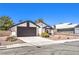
[17,27,36,37]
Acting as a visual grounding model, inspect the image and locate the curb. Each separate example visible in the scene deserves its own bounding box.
[0,46,6,49]
[51,39,79,44]
[0,43,33,49]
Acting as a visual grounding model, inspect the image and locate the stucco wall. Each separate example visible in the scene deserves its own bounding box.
[75,28,79,34]
[51,30,54,35]
[10,26,17,36]
[29,23,37,27]
[38,28,42,36]
[10,22,39,36]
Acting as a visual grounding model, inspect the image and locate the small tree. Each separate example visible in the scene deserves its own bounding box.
[0,16,14,30]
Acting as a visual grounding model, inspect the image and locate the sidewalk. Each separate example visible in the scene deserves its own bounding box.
[51,39,79,44]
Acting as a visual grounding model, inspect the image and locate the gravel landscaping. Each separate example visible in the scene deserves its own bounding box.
[0,37,25,46]
[49,34,79,41]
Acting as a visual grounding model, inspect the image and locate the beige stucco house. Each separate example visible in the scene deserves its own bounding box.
[36,21,53,35]
[9,20,53,37]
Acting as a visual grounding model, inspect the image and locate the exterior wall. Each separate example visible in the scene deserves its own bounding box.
[10,22,39,36]
[38,28,53,35]
[29,23,37,27]
[75,28,79,34]
[37,28,45,36]
[45,29,50,33]
[29,22,39,35]
[36,23,46,27]
[45,29,54,35]
[10,21,53,36]
[36,23,48,35]
[38,28,43,36]
[36,22,54,35]
[56,31,74,34]
[56,28,75,34]
[10,26,17,36]
[51,30,54,35]
[36,27,39,36]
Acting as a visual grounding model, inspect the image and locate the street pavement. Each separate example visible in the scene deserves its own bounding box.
[0,41,79,55]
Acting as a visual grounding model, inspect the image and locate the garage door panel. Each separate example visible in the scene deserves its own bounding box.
[17,27,36,37]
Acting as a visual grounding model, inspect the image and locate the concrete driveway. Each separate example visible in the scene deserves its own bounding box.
[18,37,79,46]
[18,37,54,46]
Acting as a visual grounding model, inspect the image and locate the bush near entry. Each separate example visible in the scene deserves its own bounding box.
[41,32,49,38]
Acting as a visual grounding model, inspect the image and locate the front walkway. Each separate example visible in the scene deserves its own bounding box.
[18,37,79,46]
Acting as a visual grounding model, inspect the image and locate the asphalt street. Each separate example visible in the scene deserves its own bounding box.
[0,41,79,55]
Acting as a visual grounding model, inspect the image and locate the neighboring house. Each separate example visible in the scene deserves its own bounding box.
[52,23,79,35]
[9,20,40,37]
[9,20,53,37]
[36,21,53,35]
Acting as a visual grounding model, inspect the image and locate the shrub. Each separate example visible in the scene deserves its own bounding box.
[6,36,17,42]
[41,32,49,38]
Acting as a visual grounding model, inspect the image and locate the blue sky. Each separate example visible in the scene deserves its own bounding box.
[0,3,79,25]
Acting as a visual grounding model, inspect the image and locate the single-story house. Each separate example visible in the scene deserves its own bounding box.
[35,21,53,35]
[52,23,79,35]
[9,20,53,37]
[9,20,40,37]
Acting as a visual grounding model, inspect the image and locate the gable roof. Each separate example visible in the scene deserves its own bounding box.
[10,20,40,28]
[75,25,79,28]
[36,21,53,29]
[42,22,53,29]
[52,23,79,29]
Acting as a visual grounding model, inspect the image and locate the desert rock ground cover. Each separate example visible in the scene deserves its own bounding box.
[0,37,25,46]
[49,34,79,40]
